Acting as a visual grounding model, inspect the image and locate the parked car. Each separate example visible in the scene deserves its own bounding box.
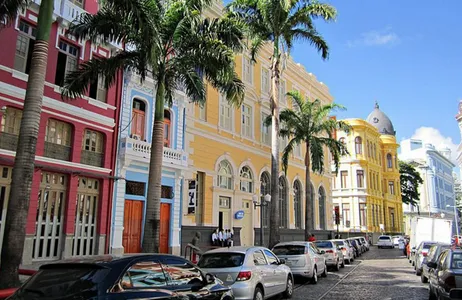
[7,254,233,300]
[421,243,451,283]
[414,241,437,276]
[358,237,370,251]
[346,238,361,258]
[198,246,293,300]
[428,248,462,299]
[314,240,344,271]
[272,241,327,284]
[392,235,404,246]
[377,235,394,249]
[331,239,354,264]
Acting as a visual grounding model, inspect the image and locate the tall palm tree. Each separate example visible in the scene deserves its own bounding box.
[226,0,336,247]
[278,91,349,240]
[0,0,55,289]
[62,0,244,252]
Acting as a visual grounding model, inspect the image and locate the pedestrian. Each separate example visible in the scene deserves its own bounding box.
[308,234,316,242]
[218,228,224,247]
[211,229,219,246]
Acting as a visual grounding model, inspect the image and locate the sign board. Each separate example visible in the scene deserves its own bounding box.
[188,180,196,214]
[235,210,245,220]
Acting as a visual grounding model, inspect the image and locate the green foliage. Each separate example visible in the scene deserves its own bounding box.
[0,0,27,27]
[399,160,424,205]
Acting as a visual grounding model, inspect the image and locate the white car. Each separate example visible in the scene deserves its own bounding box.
[377,235,394,249]
[392,235,403,246]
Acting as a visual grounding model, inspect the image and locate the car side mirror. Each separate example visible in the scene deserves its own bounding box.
[279,259,286,265]
[205,273,215,284]
[427,262,437,269]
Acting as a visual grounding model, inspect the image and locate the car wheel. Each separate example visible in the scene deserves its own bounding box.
[253,287,264,300]
[341,259,345,268]
[311,267,318,284]
[283,276,293,298]
[416,268,422,276]
[412,260,415,267]
[321,264,327,278]
[335,260,340,271]
[421,274,428,283]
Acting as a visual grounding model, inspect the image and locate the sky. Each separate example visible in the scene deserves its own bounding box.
[286,0,462,167]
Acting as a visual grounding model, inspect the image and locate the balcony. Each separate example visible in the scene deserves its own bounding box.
[44,142,71,161]
[121,137,188,168]
[81,150,103,167]
[0,132,18,151]
[61,0,86,22]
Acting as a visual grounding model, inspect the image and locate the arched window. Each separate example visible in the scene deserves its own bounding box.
[239,166,253,193]
[217,160,233,189]
[132,99,146,140]
[294,180,302,229]
[309,182,315,229]
[355,136,362,154]
[318,186,326,229]
[164,110,171,147]
[260,172,271,228]
[279,176,288,228]
[387,153,393,168]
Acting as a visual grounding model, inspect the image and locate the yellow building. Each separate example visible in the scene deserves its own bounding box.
[333,103,403,236]
[180,2,335,248]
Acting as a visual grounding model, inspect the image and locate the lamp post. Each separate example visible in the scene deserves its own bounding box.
[253,193,271,247]
[447,204,460,239]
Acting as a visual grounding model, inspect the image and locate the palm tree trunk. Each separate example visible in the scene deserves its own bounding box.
[0,0,54,288]
[305,145,312,240]
[142,81,165,253]
[268,39,280,249]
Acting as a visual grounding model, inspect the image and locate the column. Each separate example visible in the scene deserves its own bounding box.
[62,176,79,258]
[22,169,42,265]
[95,178,110,255]
[111,166,127,254]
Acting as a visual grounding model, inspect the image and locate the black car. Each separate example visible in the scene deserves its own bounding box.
[427,248,462,300]
[421,243,451,283]
[7,254,234,300]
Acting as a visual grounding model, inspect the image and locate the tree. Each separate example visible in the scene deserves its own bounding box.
[62,0,244,252]
[226,0,336,247]
[271,91,349,241]
[399,160,423,206]
[0,0,55,289]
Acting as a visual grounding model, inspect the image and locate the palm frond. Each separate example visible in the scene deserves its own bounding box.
[0,0,26,27]
[302,1,337,21]
[281,136,297,174]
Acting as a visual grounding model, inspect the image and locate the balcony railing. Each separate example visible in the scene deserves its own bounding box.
[44,142,71,161]
[0,132,18,151]
[81,150,103,167]
[121,137,188,167]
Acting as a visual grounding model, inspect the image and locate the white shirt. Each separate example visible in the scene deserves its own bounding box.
[212,232,218,241]
[218,231,224,241]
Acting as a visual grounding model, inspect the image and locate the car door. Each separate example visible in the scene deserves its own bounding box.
[252,250,271,292]
[309,243,324,275]
[264,249,286,295]
[431,251,448,297]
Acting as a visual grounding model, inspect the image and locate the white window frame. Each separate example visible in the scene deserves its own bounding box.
[261,111,271,146]
[242,56,253,85]
[279,79,286,104]
[219,94,233,132]
[241,103,253,139]
[14,20,36,74]
[261,66,270,94]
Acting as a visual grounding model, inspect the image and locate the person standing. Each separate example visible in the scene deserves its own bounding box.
[211,229,219,246]
[308,234,316,242]
[218,229,224,247]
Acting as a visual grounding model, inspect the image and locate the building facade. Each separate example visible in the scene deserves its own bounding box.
[399,139,456,234]
[182,5,335,249]
[0,0,122,264]
[110,71,188,255]
[333,103,403,236]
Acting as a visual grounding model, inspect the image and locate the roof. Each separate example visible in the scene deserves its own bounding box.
[203,246,264,254]
[274,241,311,246]
[366,101,396,136]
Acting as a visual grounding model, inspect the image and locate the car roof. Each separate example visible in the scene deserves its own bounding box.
[204,246,266,254]
[274,241,310,246]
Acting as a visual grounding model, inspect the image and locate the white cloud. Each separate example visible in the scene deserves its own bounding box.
[347,27,399,48]
[410,127,458,163]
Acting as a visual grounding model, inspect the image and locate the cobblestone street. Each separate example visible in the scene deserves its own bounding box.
[289,245,428,300]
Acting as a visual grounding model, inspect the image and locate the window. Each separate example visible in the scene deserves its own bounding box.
[309,183,315,229]
[14,20,36,74]
[371,204,375,226]
[261,68,270,93]
[389,208,395,228]
[293,143,302,158]
[253,250,267,265]
[55,40,79,86]
[340,171,348,188]
[122,261,168,288]
[45,119,71,146]
[199,253,245,268]
[359,203,366,226]
[1,107,22,134]
[355,136,362,154]
[125,181,146,196]
[279,177,288,228]
[243,56,253,84]
[318,186,326,229]
[263,249,278,264]
[161,186,173,199]
[342,204,350,227]
[219,196,230,208]
[279,80,286,103]
[241,104,252,138]
[217,160,233,189]
[164,110,171,147]
[373,144,377,160]
[82,129,103,153]
[162,259,202,287]
[279,124,288,151]
[260,172,270,228]
[89,74,107,102]
[356,170,364,188]
[294,180,302,229]
[131,99,146,140]
[69,0,84,8]
[261,112,271,145]
[389,181,395,195]
[387,153,393,168]
[366,141,370,157]
[291,89,300,111]
[219,95,232,131]
[239,166,253,193]
[198,103,206,121]
[195,172,205,222]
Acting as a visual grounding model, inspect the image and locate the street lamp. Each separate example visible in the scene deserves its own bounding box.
[447,204,460,239]
[253,193,271,247]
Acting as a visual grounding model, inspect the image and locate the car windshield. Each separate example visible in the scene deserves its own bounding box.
[423,243,436,250]
[272,245,305,255]
[333,241,344,246]
[315,241,333,248]
[198,253,245,268]
[379,236,391,240]
[14,265,109,299]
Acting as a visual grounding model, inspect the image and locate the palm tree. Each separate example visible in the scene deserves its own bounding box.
[62,0,244,252]
[278,91,349,240]
[0,0,55,289]
[226,0,336,247]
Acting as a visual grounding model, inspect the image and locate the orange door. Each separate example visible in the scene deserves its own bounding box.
[123,200,143,253]
[160,203,171,253]
[131,109,145,140]
[164,119,171,147]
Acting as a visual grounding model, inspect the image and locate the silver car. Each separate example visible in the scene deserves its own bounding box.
[331,239,354,264]
[272,241,327,284]
[198,246,294,300]
[314,240,344,271]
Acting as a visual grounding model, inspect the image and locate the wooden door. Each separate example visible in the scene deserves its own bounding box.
[163,118,171,147]
[131,109,145,140]
[160,203,171,253]
[123,200,143,253]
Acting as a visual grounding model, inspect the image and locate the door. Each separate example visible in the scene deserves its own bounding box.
[123,200,143,253]
[160,203,171,253]
[240,200,253,246]
[131,109,145,140]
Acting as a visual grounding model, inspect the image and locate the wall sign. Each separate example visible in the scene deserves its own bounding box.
[188,180,196,214]
[235,210,245,220]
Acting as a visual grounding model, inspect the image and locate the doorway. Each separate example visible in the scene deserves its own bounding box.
[123,200,143,253]
[240,200,253,246]
[159,203,171,253]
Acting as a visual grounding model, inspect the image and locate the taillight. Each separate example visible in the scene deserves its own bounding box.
[422,252,428,257]
[236,271,252,281]
[445,275,456,289]
[326,250,334,253]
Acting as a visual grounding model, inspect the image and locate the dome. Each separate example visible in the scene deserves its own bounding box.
[366,102,396,136]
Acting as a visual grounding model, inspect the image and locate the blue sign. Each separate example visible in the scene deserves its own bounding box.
[234,210,245,220]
